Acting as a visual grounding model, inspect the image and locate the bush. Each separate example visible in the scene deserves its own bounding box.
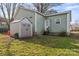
[43,27,50,35]
[14,33,19,38]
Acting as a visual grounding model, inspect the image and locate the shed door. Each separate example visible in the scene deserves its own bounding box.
[21,23,32,37]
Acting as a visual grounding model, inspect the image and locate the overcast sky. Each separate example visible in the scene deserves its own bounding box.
[52,3,79,24]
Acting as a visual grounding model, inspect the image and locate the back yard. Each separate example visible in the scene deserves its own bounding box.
[0,34,79,56]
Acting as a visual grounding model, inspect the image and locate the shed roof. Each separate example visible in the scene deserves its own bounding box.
[11,20,21,23]
[11,17,32,24]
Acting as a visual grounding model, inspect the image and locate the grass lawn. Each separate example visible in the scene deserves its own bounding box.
[0,34,79,56]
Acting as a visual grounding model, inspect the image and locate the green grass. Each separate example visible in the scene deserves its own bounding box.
[0,34,79,56]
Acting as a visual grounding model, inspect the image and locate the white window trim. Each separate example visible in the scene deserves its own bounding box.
[30,24,33,36]
[55,18,61,24]
[45,20,47,31]
[35,13,37,32]
[47,20,50,27]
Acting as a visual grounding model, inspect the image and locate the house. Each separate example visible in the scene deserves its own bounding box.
[0,17,8,28]
[0,17,8,32]
[10,6,71,38]
[70,23,79,31]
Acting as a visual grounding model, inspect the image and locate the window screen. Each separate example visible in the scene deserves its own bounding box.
[56,19,61,24]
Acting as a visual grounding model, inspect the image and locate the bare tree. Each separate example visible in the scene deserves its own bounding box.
[0,3,9,29]
[19,3,36,11]
[33,3,62,14]
[45,9,57,15]
[18,3,62,14]
[0,4,6,19]
[11,3,17,21]
[0,3,18,30]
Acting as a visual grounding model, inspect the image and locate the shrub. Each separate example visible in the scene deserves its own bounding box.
[43,27,50,35]
[14,33,19,38]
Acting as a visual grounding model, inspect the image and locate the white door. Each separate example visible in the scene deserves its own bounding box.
[21,23,32,37]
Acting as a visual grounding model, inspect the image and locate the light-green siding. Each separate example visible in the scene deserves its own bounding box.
[14,8,35,32]
[14,7,70,35]
[36,13,45,34]
[48,14,67,32]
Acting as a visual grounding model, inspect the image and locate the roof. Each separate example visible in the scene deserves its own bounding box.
[11,20,21,23]
[18,6,71,17]
[11,17,32,24]
[19,6,45,16]
[45,11,71,17]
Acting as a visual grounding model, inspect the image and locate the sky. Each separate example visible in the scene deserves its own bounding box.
[52,3,79,24]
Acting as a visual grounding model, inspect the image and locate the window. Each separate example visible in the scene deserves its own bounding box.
[56,19,61,24]
[22,23,30,27]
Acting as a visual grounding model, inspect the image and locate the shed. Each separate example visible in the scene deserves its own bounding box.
[10,17,32,38]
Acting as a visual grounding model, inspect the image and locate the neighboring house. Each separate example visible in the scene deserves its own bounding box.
[10,6,71,38]
[0,17,8,29]
[70,24,79,31]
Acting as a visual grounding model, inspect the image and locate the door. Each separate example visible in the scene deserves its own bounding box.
[21,23,32,37]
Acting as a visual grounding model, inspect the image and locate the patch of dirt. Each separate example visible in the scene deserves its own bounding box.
[3,31,10,36]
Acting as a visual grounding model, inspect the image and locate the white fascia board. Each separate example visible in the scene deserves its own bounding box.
[35,13,37,32]
[31,24,33,36]
[67,12,71,35]
[45,11,71,17]
[19,22,21,38]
